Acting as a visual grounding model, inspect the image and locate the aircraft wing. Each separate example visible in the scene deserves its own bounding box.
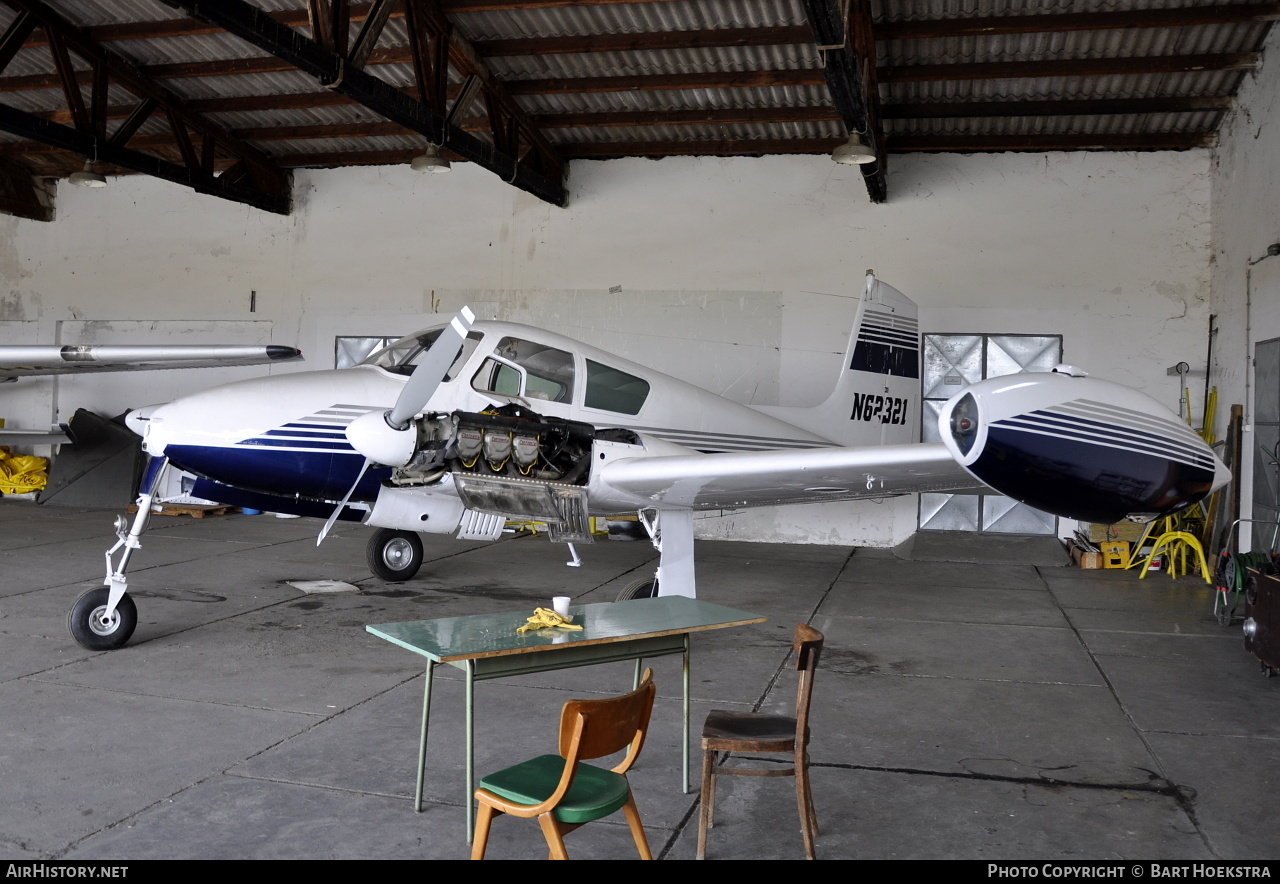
[0,427,70,445]
[598,441,984,509]
[0,344,302,379]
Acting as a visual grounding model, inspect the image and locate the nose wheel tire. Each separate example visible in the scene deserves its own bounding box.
[68,587,137,651]
[367,529,424,582]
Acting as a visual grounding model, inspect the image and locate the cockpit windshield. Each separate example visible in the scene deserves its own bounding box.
[359,326,484,378]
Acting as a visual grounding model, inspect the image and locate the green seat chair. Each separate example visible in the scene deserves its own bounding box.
[471,669,657,860]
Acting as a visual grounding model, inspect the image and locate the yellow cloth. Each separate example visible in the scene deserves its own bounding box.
[0,447,48,494]
[516,607,582,633]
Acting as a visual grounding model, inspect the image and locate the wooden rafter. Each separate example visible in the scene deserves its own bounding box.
[505,70,827,95]
[0,0,290,214]
[0,0,1259,192]
[880,96,1235,118]
[474,26,814,57]
[850,0,884,199]
[403,0,451,116]
[159,0,566,205]
[799,0,885,202]
[415,0,565,185]
[5,91,1238,159]
[881,54,1259,83]
[889,132,1215,151]
[880,4,1280,39]
[21,3,1275,50]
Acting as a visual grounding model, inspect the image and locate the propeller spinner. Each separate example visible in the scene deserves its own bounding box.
[317,306,475,544]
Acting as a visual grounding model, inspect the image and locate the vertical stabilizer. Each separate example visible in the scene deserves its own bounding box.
[761,272,921,447]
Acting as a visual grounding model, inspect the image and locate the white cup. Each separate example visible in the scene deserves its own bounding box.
[552,596,571,618]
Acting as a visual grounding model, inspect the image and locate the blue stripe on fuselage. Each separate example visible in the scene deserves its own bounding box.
[165,444,384,501]
[237,437,356,450]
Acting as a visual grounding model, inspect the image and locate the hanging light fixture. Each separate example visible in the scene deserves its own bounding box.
[831,133,876,165]
[410,143,451,174]
[68,159,107,188]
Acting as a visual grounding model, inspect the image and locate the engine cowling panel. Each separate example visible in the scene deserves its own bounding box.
[937,369,1228,524]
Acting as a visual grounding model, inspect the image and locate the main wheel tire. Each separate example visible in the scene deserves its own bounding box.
[367,529,424,582]
[68,587,137,651]
[616,577,659,602]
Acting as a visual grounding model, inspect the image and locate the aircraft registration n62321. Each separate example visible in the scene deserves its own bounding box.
[66,274,1230,650]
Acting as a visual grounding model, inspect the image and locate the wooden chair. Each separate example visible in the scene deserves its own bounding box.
[698,623,824,860]
[471,669,657,860]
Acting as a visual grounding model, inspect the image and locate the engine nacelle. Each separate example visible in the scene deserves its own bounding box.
[937,366,1230,524]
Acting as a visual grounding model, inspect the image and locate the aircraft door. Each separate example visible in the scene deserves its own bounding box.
[471,336,576,416]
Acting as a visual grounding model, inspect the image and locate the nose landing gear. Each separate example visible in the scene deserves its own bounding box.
[68,586,138,651]
[68,456,168,651]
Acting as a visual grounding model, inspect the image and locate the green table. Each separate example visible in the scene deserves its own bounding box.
[366,596,765,836]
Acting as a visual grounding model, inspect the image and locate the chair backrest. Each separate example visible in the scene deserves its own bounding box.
[792,624,824,740]
[558,668,657,774]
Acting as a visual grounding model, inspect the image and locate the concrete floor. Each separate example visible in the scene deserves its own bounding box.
[2,500,1278,860]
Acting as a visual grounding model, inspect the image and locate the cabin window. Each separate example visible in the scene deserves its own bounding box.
[336,336,395,369]
[473,337,575,403]
[473,359,524,397]
[358,328,483,379]
[584,359,650,415]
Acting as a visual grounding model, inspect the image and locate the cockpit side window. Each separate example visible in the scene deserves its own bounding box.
[585,359,650,415]
[473,337,576,403]
[360,329,484,379]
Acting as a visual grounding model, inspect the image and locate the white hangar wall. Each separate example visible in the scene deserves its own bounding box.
[0,146,1211,547]
[1212,23,1280,550]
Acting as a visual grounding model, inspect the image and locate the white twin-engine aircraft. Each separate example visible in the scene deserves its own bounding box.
[66,274,1230,650]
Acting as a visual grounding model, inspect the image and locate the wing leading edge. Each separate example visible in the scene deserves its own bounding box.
[598,440,983,509]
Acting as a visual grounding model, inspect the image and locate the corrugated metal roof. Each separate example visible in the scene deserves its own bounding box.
[0,0,1268,205]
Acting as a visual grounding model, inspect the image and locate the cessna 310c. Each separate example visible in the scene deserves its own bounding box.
[66,274,1230,650]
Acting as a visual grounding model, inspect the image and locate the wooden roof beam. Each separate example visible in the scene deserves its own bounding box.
[0,0,290,214]
[159,0,566,206]
[881,4,1280,40]
[14,1,1277,50]
[881,96,1234,118]
[887,132,1215,150]
[881,53,1259,83]
[799,0,885,202]
[0,107,848,156]
[507,69,827,95]
[5,98,1224,157]
[474,26,814,57]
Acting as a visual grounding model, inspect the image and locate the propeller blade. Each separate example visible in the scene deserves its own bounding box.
[317,457,371,546]
[387,306,475,429]
[322,306,474,545]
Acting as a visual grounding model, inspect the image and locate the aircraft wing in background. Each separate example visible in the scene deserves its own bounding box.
[0,344,303,445]
[0,344,302,380]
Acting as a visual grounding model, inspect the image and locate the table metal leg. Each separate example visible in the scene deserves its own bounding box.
[633,658,642,689]
[415,661,436,813]
[683,634,691,793]
[466,660,476,842]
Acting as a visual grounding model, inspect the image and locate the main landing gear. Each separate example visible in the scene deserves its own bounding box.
[367,528,424,582]
[68,457,168,651]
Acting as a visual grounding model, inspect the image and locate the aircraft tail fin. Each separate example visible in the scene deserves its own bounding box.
[763,272,921,447]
